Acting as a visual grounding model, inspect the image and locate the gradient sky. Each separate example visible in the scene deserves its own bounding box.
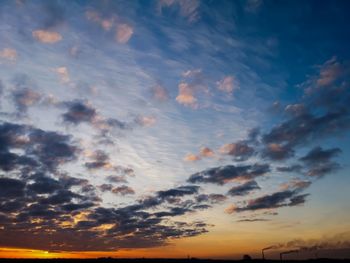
[0,0,350,260]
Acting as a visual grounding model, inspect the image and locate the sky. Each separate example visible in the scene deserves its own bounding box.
[0,0,350,260]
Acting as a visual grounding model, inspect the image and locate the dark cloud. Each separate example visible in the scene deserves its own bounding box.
[0,122,77,172]
[157,185,199,199]
[265,110,350,148]
[237,218,270,222]
[62,100,97,124]
[231,190,309,213]
[262,143,294,160]
[248,127,260,143]
[28,128,77,171]
[187,163,270,185]
[84,150,110,170]
[299,146,341,165]
[106,175,128,183]
[219,141,255,161]
[0,177,25,198]
[306,162,340,178]
[227,180,260,196]
[300,147,341,178]
[195,193,227,204]
[11,74,42,115]
[111,185,135,195]
[277,164,303,173]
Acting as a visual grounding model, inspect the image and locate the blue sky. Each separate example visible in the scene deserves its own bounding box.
[0,0,350,259]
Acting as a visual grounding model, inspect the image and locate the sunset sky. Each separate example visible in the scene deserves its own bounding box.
[0,0,350,260]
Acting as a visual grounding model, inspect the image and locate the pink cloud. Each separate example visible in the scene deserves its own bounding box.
[116,24,134,44]
[216,76,238,95]
[176,82,198,108]
[0,48,17,61]
[152,84,169,101]
[32,30,62,43]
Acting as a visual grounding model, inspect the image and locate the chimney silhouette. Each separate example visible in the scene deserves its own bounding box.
[279,250,299,261]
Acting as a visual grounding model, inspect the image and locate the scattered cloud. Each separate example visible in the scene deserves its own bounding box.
[227,180,260,196]
[115,24,134,44]
[176,82,198,108]
[0,48,17,62]
[219,141,254,161]
[216,76,238,95]
[158,0,200,22]
[32,30,62,43]
[54,67,70,83]
[151,84,169,101]
[187,164,270,185]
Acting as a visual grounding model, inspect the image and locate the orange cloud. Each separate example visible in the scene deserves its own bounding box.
[184,153,201,162]
[200,147,214,157]
[116,24,134,44]
[0,48,17,61]
[224,204,237,214]
[176,82,197,108]
[32,30,62,43]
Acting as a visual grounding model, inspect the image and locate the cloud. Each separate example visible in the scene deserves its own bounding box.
[227,180,260,196]
[115,24,134,44]
[187,163,270,185]
[32,30,62,43]
[135,115,157,127]
[84,150,112,170]
[176,69,209,108]
[219,141,254,161]
[263,110,350,148]
[85,10,115,31]
[227,189,309,213]
[185,147,214,162]
[316,56,343,87]
[237,218,270,222]
[0,120,213,251]
[157,185,199,199]
[199,147,214,157]
[0,48,17,62]
[111,185,135,195]
[216,76,238,95]
[280,179,311,191]
[151,84,169,101]
[158,0,200,22]
[276,164,303,173]
[306,162,340,178]
[195,194,227,204]
[0,178,25,198]
[300,147,341,178]
[299,146,341,165]
[285,104,306,116]
[176,82,198,108]
[62,100,97,124]
[262,143,294,160]
[12,88,42,115]
[184,153,200,162]
[106,175,128,184]
[54,67,70,83]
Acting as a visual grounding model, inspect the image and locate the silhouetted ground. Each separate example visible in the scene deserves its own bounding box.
[0,258,349,263]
